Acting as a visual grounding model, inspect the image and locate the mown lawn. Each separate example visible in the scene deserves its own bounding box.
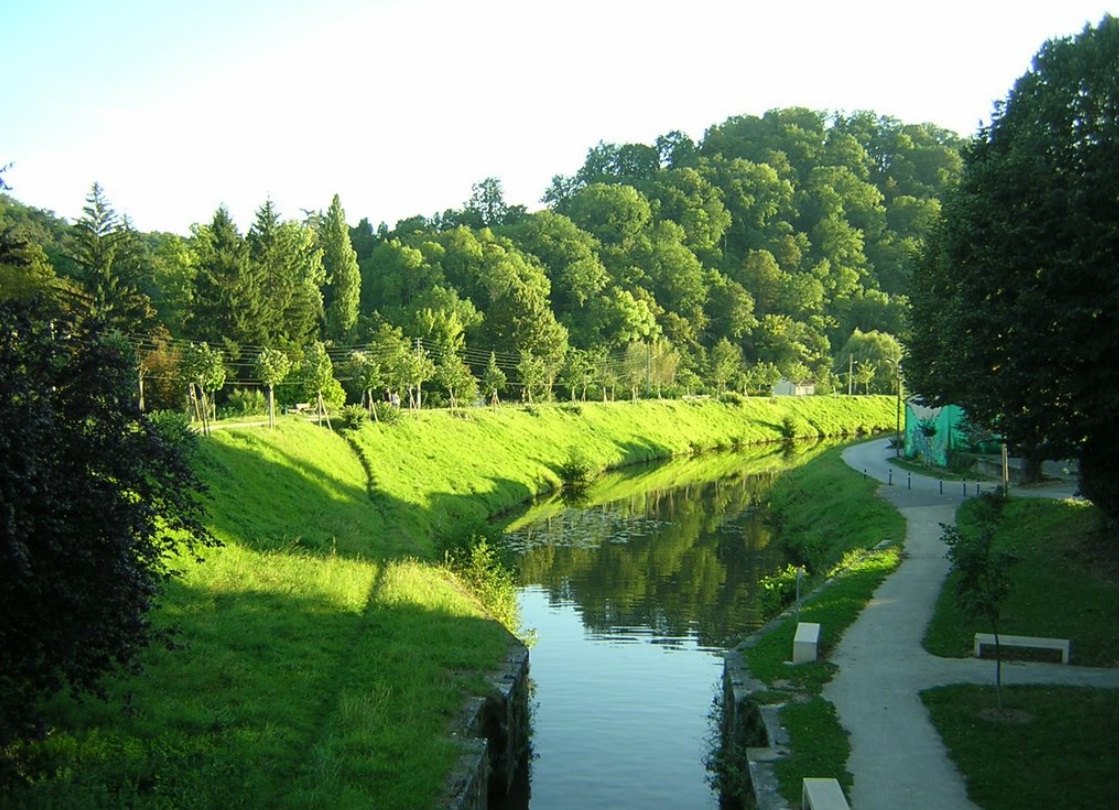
[922,685,1118,810]
[924,497,1117,666]
[922,496,1118,809]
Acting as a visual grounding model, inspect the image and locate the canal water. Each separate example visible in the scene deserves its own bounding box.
[495,444,825,809]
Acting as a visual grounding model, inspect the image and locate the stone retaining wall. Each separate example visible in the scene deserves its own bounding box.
[446,642,531,809]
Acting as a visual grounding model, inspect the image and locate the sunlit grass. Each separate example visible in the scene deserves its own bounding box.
[766,447,905,572]
[3,400,897,809]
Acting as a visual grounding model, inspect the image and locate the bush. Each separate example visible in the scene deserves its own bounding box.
[0,301,216,747]
[557,445,594,491]
[758,563,804,618]
[148,409,199,456]
[444,536,519,633]
[371,401,401,425]
[220,387,267,418]
[338,404,369,431]
[779,415,798,440]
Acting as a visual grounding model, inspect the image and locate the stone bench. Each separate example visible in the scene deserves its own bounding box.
[793,622,820,664]
[802,777,850,810]
[973,632,1070,664]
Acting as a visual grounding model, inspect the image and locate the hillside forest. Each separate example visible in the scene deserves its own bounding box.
[1,108,962,410]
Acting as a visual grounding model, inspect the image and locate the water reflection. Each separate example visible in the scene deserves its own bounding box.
[494,443,834,809]
[503,443,828,647]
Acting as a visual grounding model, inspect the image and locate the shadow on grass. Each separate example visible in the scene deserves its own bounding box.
[6,563,511,810]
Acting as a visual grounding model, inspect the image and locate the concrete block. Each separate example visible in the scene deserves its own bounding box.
[792,622,820,664]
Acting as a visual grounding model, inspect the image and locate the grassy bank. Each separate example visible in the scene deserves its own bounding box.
[924,497,1118,666]
[3,397,895,809]
[348,396,896,553]
[732,444,907,804]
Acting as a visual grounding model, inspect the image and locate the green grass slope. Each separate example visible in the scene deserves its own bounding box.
[3,396,896,810]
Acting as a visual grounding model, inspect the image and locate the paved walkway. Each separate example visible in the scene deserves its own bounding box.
[822,438,1118,810]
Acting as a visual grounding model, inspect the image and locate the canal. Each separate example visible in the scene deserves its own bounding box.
[494,442,830,808]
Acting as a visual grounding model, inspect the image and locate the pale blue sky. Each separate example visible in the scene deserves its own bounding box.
[4,0,1116,234]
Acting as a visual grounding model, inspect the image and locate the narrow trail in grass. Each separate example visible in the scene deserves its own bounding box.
[825,438,1118,810]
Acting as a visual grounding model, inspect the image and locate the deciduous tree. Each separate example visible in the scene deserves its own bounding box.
[181,341,226,435]
[908,17,1118,517]
[0,299,216,746]
[254,348,292,428]
[482,351,506,405]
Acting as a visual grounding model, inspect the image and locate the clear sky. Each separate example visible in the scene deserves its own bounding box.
[4,0,1116,235]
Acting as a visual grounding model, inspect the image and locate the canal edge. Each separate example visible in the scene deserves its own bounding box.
[720,538,895,809]
[445,639,531,810]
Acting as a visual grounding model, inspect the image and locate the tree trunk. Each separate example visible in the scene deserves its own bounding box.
[1019,450,1043,484]
[992,624,1004,711]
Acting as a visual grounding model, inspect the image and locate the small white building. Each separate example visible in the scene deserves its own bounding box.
[772,377,816,396]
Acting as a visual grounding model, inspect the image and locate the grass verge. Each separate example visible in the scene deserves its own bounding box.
[735,442,907,804]
[921,685,1118,810]
[920,494,1117,809]
[923,497,1118,666]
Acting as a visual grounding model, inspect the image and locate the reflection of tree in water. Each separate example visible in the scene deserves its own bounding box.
[505,471,792,648]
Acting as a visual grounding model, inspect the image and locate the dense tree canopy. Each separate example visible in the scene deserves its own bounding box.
[908,16,1118,518]
[1,103,967,407]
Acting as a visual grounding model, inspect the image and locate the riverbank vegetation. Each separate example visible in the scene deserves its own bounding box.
[0,397,893,808]
[728,444,905,803]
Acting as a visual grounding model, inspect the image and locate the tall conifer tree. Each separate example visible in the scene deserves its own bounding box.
[318,194,360,341]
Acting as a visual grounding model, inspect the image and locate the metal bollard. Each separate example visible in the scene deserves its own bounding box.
[907,472,911,490]
[888,469,893,486]
[939,477,944,495]
[962,480,967,497]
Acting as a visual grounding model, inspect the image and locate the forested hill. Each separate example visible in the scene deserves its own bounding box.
[0,108,962,404]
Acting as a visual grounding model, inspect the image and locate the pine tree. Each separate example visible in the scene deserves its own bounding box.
[189,206,256,346]
[71,184,154,330]
[318,194,361,341]
[249,199,325,347]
